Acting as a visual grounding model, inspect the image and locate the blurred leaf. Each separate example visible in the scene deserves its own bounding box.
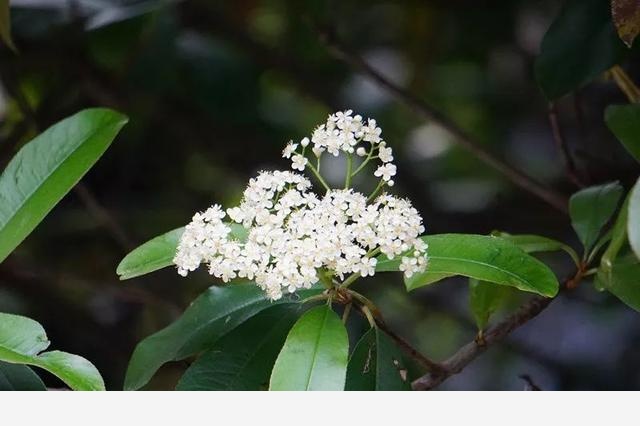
[493,232,580,265]
[117,223,247,280]
[0,108,128,264]
[596,255,640,311]
[605,104,640,163]
[124,283,320,391]
[612,0,640,47]
[270,305,348,391]
[0,0,16,51]
[598,195,630,289]
[378,234,559,297]
[629,178,640,260]
[345,327,410,391]
[0,362,46,390]
[0,312,104,390]
[535,0,626,100]
[569,182,624,252]
[469,278,509,331]
[176,305,303,391]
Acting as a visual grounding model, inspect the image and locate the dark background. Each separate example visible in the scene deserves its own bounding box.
[1,0,639,390]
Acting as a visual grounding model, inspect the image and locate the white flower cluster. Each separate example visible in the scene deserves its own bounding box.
[283,110,397,186]
[174,169,427,300]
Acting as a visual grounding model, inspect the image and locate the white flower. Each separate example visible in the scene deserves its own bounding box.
[291,154,308,171]
[374,163,397,182]
[174,112,428,300]
[282,142,297,159]
[379,145,393,163]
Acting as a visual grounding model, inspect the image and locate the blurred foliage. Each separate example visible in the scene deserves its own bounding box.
[1,0,640,390]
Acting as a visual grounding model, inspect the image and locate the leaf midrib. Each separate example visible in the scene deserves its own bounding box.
[304,307,329,390]
[426,255,537,287]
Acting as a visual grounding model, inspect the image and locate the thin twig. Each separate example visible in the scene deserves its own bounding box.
[317,27,568,213]
[548,102,585,188]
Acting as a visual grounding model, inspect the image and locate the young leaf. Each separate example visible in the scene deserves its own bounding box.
[116,223,246,280]
[493,232,580,266]
[0,0,16,51]
[176,305,303,391]
[469,278,508,331]
[0,362,46,391]
[0,313,104,391]
[0,108,128,264]
[117,227,184,280]
[569,182,624,252]
[378,234,559,297]
[629,178,640,260]
[345,327,410,391]
[124,283,321,390]
[270,305,349,391]
[535,0,627,100]
[612,0,640,47]
[605,104,640,163]
[596,255,640,312]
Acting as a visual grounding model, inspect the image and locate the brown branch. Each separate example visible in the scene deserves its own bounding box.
[317,27,569,213]
[375,316,447,375]
[411,294,553,390]
[548,102,586,188]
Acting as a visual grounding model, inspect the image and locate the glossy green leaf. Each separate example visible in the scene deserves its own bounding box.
[0,108,128,264]
[270,305,348,391]
[176,305,303,391]
[0,313,104,390]
[569,182,624,251]
[605,104,640,163]
[378,234,559,297]
[0,362,46,391]
[116,223,246,280]
[125,282,320,390]
[469,278,508,331]
[535,0,627,100]
[596,255,640,311]
[493,232,580,266]
[345,327,410,391]
[629,178,640,260]
[0,0,16,51]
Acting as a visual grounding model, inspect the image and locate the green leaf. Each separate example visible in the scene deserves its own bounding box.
[124,282,320,390]
[0,313,104,390]
[596,255,640,311]
[535,0,627,100]
[0,108,128,264]
[117,227,184,280]
[569,182,624,251]
[493,232,580,266]
[0,362,46,391]
[0,0,16,52]
[612,0,640,47]
[469,278,508,331]
[629,178,640,260]
[176,305,303,391]
[345,327,410,391]
[599,194,630,288]
[378,234,559,297]
[116,223,246,280]
[270,305,349,391]
[605,104,640,163]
